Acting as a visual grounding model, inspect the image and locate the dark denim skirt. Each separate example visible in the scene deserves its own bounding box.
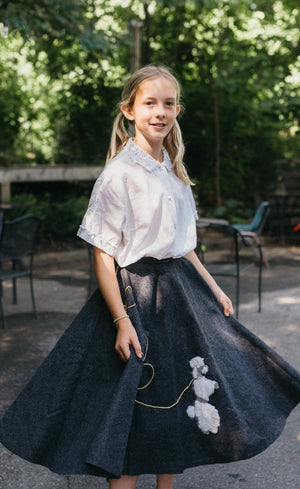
[0,257,299,478]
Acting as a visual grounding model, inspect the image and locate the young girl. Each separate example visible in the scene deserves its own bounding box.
[0,65,299,489]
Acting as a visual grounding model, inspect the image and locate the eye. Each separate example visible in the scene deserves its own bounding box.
[166,101,175,106]
[146,101,154,105]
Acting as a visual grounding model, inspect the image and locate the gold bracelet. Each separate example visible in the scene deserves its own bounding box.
[113,314,129,325]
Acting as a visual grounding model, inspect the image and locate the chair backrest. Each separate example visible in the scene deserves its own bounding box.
[249,201,270,233]
[0,214,40,260]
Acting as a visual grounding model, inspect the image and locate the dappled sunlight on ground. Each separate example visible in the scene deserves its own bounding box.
[2,282,13,289]
[0,247,299,489]
[0,330,20,353]
[278,324,299,333]
[1,277,86,318]
[277,296,300,304]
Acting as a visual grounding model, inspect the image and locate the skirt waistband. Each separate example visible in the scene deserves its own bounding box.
[135,257,175,265]
[116,256,181,269]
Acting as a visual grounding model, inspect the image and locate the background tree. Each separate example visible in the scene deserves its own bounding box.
[0,0,299,217]
[146,0,300,207]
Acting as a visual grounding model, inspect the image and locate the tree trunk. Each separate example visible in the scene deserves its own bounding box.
[213,11,223,207]
[129,19,143,73]
[213,90,221,206]
[143,1,152,64]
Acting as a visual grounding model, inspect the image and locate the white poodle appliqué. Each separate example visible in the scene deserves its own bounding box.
[186,356,220,435]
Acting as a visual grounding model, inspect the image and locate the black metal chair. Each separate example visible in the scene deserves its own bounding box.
[0,214,41,328]
[196,222,263,319]
[233,201,271,267]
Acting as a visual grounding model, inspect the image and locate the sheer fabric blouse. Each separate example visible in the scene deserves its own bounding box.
[77,139,198,268]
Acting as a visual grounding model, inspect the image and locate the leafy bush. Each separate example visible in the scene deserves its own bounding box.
[10,192,89,246]
[204,198,254,224]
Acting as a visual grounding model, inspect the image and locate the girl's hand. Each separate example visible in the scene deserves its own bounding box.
[217,291,234,317]
[115,318,143,362]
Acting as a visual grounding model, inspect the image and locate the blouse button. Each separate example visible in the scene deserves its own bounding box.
[168,196,173,201]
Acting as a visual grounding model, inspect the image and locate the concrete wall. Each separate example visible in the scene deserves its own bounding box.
[0,166,104,203]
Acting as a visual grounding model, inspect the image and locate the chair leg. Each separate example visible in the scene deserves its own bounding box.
[257,244,263,313]
[242,234,270,268]
[260,246,269,269]
[29,273,37,319]
[12,260,18,304]
[252,235,269,268]
[236,273,240,319]
[0,295,6,329]
[12,277,17,304]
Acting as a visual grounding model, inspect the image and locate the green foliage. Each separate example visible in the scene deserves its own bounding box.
[145,0,300,204]
[10,192,89,243]
[0,0,299,212]
[0,36,25,162]
[2,0,109,50]
[210,198,254,223]
[53,75,121,164]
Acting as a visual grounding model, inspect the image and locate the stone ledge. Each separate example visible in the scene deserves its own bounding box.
[0,165,104,203]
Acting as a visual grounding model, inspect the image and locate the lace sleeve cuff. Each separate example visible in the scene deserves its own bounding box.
[77,226,118,257]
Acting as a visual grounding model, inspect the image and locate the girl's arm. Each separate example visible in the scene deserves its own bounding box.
[93,247,142,362]
[185,250,234,317]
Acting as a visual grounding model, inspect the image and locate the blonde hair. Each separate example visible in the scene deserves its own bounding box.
[106,64,192,185]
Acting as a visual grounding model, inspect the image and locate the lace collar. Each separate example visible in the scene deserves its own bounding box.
[125,138,172,173]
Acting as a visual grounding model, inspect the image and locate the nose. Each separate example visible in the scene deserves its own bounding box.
[155,103,166,118]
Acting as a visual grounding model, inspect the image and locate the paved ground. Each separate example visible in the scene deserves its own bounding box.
[0,245,299,489]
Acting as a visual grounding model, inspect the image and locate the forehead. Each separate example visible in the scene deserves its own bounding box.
[136,76,178,99]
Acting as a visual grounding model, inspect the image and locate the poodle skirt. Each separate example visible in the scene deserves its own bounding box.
[0,257,299,479]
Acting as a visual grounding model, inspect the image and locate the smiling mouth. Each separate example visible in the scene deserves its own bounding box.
[151,123,167,127]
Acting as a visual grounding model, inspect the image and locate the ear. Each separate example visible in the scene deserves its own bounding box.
[120,103,135,121]
[176,105,181,117]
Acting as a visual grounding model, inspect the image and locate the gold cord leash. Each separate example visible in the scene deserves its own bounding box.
[137,363,155,391]
[136,333,197,409]
[117,273,196,410]
[135,378,195,410]
[124,285,136,311]
[115,266,136,313]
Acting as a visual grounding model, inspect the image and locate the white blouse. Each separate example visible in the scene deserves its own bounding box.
[77,139,198,267]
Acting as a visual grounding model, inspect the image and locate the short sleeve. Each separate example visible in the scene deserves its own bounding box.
[77,172,126,256]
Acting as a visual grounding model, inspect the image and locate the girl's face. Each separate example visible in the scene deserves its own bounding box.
[121,76,180,151]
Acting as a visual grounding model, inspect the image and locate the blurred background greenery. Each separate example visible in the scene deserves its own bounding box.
[0,0,299,243]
